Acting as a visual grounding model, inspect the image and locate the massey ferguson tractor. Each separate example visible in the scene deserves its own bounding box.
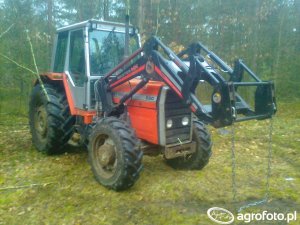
[29,19,276,191]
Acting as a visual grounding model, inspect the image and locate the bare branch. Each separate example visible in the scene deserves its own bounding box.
[26,31,50,101]
[0,182,56,191]
[0,24,14,39]
[0,29,50,101]
[0,53,36,75]
[26,31,41,79]
[155,1,160,36]
[0,25,35,75]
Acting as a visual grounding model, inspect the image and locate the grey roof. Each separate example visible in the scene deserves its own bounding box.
[57,19,134,33]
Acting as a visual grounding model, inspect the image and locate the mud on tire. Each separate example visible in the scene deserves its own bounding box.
[88,117,143,191]
[29,83,75,154]
[165,121,212,170]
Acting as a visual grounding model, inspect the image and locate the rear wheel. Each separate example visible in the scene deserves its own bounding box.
[88,117,143,191]
[29,83,75,154]
[165,121,212,170]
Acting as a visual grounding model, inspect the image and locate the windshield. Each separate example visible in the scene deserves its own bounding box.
[89,29,139,76]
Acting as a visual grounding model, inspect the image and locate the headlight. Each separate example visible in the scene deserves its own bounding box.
[166,119,173,128]
[213,92,222,103]
[182,117,189,126]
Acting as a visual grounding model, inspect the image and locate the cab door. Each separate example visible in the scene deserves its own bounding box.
[65,29,87,110]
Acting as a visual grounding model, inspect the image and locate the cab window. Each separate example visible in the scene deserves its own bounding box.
[69,30,85,87]
[89,29,139,76]
[53,31,68,72]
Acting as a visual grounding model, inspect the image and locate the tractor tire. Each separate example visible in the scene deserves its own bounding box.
[165,121,212,170]
[29,83,75,154]
[88,117,143,191]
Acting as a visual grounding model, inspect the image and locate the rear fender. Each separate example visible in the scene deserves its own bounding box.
[33,72,64,86]
[34,73,95,124]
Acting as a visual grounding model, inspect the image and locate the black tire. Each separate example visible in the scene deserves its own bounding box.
[29,83,75,154]
[88,117,143,191]
[165,121,212,170]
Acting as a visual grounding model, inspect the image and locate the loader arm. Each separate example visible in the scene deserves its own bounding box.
[96,36,276,128]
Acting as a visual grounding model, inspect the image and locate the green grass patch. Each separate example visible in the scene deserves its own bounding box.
[0,102,299,224]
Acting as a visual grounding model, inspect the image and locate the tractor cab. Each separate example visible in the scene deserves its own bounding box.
[51,20,140,111]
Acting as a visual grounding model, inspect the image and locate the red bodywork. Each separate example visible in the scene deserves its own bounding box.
[40,73,165,145]
[112,79,165,144]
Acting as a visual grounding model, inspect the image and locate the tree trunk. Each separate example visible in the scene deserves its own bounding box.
[274,10,285,80]
[47,0,53,32]
[47,0,53,66]
[103,0,109,20]
[252,0,260,72]
[138,0,144,33]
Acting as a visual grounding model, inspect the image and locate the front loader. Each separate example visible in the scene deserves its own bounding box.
[29,19,276,190]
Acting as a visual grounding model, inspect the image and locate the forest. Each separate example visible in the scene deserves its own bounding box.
[0,0,299,224]
[0,0,300,106]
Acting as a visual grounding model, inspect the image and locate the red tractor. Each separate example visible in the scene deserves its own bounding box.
[29,19,276,190]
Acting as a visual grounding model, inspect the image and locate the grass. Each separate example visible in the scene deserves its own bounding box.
[0,102,299,225]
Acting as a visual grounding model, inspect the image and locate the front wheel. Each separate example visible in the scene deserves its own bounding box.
[165,121,212,170]
[88,117,143,191]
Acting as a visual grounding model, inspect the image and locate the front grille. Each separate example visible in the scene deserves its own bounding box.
[165,90,192,145]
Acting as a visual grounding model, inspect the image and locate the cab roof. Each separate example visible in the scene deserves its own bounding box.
[57,19,135,33]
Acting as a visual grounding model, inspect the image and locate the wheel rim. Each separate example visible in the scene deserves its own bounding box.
[34,106,48,138]
[93,135,118,179]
